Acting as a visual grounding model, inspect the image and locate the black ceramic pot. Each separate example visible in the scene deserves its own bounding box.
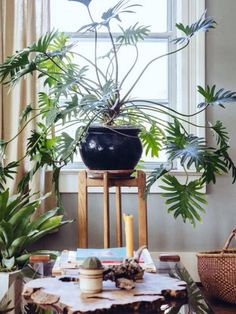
[79,125,142,170]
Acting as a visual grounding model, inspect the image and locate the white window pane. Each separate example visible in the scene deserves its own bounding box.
[50,0,168,33]
[118,41,168,100]
[72,39,168,100]
[133,0,168,33]
[143,149,167,163]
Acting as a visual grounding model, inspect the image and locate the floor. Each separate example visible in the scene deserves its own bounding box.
[208,299,236,314]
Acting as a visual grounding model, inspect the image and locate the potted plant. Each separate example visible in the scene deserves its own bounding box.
[0,0,236,226]
[0,188,71,270]
[0,188,71,300]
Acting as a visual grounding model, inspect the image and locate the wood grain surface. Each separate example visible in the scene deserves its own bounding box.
[23,272,187,313]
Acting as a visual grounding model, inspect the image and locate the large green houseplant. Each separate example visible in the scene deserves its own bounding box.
[0,0,236,226]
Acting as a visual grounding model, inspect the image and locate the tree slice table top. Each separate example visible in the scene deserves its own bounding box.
[22,272,187,313]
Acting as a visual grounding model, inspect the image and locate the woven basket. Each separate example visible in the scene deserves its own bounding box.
[197,228,236,303]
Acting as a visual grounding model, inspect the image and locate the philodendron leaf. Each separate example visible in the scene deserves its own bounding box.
[198,85,236,108]
[165,119,207,169]
[210,120,229,148]
[140,124,164,158]
[101,0,141,26]
[171,265,210,313]
[166,134,207,169]
[20,104,33,123]
[146,165,169,195]
[200,150,228,184]
[160,175,207,226]
[173,11,216,44]
[68,0,92,7]
[221,149,236,184]
[0,161,19,192]
[30,30,58,53]
[117,23,150,45]
[57,132,78,162]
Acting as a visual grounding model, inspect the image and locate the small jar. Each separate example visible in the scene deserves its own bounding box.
[29,254,50,277]
[79,257,104,294]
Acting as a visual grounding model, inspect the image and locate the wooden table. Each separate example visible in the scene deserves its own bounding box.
[23,272,187,313]
[0,260,215,313]
[21,260,214,314]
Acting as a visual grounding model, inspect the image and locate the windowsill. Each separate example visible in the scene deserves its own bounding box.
[55,167,205,194]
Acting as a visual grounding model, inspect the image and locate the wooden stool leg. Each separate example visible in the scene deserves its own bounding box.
[115,186,122,247]
[78,170,88,248]
[137,171,148,247]
[103,172,110,248]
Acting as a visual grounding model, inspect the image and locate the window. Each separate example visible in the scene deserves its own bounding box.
[50,0,205,191]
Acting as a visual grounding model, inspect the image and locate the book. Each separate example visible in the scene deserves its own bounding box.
[76,247,139,263]
[52,247,156,276]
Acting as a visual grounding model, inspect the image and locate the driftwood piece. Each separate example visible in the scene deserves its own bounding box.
[103,258,144,287]
[22,273,187,313]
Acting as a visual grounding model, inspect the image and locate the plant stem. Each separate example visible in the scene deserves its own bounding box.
[3,112,48,145]
[87,6,94,23]
[119,45,139,89]
[183,164,189,185]
[73,52,107,80]
[44,52,67,74]
[107,25,119,88]
[107,24,120,107]
[125,99,209,118]
[124,103,210,129]
[118,111,168,130]
[42,54,99,95]
[105,44,122,81]
[36,68,61,83]
[121,41,190,103]
[94,30,103,89]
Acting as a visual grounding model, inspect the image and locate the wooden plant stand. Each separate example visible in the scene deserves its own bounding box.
[78,170,147,248]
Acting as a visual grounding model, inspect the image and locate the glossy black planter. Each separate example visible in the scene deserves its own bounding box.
[79,126,142,170]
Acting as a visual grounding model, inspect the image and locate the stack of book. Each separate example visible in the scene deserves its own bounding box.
[52,247,156,276]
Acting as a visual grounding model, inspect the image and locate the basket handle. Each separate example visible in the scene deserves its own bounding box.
[222,228,236,252]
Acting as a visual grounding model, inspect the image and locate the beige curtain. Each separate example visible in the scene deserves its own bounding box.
[0,0,52,210]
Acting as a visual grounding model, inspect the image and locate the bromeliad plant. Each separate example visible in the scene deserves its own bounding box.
[0,189,71,270]
[0,0,236,226]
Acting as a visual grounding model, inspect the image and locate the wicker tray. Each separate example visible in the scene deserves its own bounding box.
[197,228,236,303]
